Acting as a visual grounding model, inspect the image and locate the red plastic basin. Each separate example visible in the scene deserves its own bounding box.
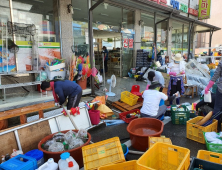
[127,118,164,151]
[38,130,91,168]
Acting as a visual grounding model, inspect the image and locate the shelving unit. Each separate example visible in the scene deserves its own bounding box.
[0,22,41,101]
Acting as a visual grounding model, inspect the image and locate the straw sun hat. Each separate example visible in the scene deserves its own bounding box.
[172,53,183,61]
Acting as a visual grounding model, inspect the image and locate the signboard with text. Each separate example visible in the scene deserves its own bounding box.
[198,0,211,20]
[188,8,198,16]
[123,38,128,48]
[129,39,133,48]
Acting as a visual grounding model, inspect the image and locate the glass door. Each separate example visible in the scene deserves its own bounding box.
[121,33,134,77]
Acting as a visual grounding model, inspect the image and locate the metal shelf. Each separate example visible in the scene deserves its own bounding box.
[0,71,41,76]
[0,81,41,89]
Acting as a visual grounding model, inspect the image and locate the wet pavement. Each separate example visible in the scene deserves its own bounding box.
[88,119,206,160]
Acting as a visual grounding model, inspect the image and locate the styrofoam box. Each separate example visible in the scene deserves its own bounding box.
[46,69,66,80]
[46,63,65,71]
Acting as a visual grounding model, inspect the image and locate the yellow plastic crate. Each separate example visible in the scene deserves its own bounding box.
[197,150,222,164]
[121,91,139,106]
[186,116,218,144]
[149,137,172,148]
[82,137,125,170]
[137,143,190,170]
[98,160,141,170]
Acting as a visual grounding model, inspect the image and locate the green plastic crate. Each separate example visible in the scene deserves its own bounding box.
[203,132,222,153]
[171,105,190,125]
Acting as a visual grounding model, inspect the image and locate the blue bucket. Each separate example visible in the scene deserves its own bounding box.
[124,146,129,159]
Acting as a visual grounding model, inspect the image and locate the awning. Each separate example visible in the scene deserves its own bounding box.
[105,0,220,32]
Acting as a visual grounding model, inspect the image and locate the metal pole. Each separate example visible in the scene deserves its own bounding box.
[208,29,213,57]
[154,12,157,61]
[88,0,95,95]
[14,130,22,151]
[182,24,184,56]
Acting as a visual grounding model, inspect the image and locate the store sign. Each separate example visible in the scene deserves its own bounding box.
[170,0,180,10]
[198,0,211,20]
[188,8,198,16]
[149,0,167,6]
[129,39,134,48]
[123,38,128,48]
[180,4,188,13]
[170,0,188,13]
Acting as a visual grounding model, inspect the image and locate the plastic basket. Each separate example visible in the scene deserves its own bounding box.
[148,137,172,148]
[197,150,222,164]
[171,105,190,125]
[186,116,218,144]
[45,63,65,71]
[189,158,222,170]
[203,132,222,153]
[0,154,38,170]
[98,160,138,170]
[137,143,190,170]
[119,109,140,123]
[121,91,139,106]
[82,137,125,170]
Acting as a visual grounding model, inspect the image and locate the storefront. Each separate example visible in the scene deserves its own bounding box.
[0,0,220,99]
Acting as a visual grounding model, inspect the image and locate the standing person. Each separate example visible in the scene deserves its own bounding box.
[102,46,109,73]
[146,70,164,91]
[167,53,186,105]
[41,80,82,110]
[140,82,178,119]
[205,61,222,121]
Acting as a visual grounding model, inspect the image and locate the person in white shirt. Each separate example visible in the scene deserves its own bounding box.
[146,71,164,91]
[141,82,178,118]
[167,53,186,105]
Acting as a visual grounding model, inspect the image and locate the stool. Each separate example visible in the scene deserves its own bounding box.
[184,85,198,98]
[131,85,142,102]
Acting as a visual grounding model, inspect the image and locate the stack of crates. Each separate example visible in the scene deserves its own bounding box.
[82,137,125,170]
[189,150,222,170]
[97,142,190,170]
[136,50,150,67]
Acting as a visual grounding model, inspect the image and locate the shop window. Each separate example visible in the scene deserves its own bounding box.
[156,15,167,55]
[172,20,189,58]
[11,0,60,43]
[141,12,154,53]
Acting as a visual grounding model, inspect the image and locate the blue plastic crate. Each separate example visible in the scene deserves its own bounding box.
[0,154,37,170]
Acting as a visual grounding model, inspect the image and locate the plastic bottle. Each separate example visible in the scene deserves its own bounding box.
[58,152,79,170]
[38,158,58,170]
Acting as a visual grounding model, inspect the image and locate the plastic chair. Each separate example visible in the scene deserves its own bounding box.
[131,85,142,101]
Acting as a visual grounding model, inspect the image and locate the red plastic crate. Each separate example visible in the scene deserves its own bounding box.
[119,109,140,123]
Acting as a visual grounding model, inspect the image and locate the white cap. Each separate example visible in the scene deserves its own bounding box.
[48,158,54,163]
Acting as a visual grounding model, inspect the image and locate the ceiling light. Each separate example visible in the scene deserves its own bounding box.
[33,0,44,3]
[73,8,81,11]
[100,13,109,17]
[104,3,108,9]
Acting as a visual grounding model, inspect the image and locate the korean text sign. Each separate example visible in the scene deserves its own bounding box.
[198,0,211,20]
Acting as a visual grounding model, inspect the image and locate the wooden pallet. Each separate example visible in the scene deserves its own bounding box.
[112,101,143,112]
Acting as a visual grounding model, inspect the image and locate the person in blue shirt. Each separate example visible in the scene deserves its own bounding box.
[103,46,109,73]
[41,80,82,110]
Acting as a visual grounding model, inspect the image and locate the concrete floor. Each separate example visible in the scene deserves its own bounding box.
[96,77,199,103]
[88,119,206,161]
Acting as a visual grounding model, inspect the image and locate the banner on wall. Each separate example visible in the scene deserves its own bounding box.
[0,41,60,73]
[129,38,133,48]
[123,38,128,48]
[198,0,211,20]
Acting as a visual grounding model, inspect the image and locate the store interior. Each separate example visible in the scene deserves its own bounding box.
[94,30,121,77]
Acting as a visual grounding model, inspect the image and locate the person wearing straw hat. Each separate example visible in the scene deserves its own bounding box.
[140,82,178,119]
[167,53,186,105]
